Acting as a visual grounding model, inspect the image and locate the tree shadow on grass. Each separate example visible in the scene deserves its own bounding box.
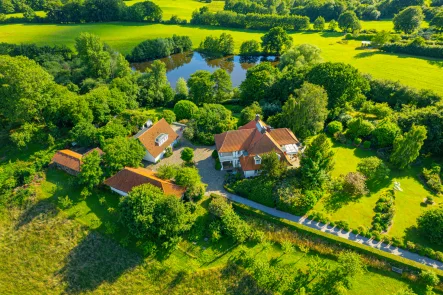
[15,199,59,230]
[221,261,273,295]
[323,191,362,212]
[428,59,443,68]
[56,231,142,294]
[354,51,381,59]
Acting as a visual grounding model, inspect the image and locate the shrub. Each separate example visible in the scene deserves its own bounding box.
[357,156,390,182]
[162,110,176,124]
[180,147,194,163]
[363,141,371,149]
[372,190,395,232]
[347,117,374,139]
[208,195,251,243]
[58,195,73,209]
[230,177,275,207]
[215,159,222,171]
[342,172,368,196]
[419,270,440,286]
[422,165,442,193]
[164,147,173,158]
[327,120,343,135]
[174,100,198,120]
[354,137,362,146]
[336,220,350,231]
[276,188,318,216]
[417,207,443,245]
[211,149,219,159]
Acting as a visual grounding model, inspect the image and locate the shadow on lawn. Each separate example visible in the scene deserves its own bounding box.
[354,50,380,59]
[15,199,59,230]
[56,231,142,294]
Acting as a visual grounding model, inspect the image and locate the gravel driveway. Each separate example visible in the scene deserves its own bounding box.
[145,135,226,192]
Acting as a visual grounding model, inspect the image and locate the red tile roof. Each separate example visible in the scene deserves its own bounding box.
[51,148,104,173]
[136,118,179,158]
[104,167,186,198]
[51,150,83,172]
[214,118,299,171]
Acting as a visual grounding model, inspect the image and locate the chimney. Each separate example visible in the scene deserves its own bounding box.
[255,114,260,122]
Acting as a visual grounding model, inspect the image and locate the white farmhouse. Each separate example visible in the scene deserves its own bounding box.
[134,118,179,163]
[214,115,301,178]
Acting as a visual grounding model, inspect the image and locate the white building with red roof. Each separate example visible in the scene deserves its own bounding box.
[214,115,301,178]
[134,118,179,163]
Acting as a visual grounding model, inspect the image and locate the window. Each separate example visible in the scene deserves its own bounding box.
[155,133,168,146]
[254,155,261,165]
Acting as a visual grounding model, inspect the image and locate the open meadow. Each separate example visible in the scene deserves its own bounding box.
[1,21,442,94]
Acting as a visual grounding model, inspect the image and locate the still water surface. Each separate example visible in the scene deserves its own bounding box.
[131,52,278,88]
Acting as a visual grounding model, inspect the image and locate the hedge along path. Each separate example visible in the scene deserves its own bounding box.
[208,189,443,275]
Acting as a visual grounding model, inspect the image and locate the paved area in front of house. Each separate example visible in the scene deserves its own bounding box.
[146,136,226,192]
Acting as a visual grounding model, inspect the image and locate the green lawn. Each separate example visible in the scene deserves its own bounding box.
[311,142,442,250]
[1,22,442,94]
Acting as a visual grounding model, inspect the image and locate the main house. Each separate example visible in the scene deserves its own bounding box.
[104,167,186,198]
[50,148,103,176]
[134,118,179,163]
[214,115,301,178]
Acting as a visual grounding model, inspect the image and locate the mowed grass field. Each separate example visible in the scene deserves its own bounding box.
[1,21,442,94]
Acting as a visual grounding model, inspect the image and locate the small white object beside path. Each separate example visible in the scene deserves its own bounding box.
[208,189,443,271]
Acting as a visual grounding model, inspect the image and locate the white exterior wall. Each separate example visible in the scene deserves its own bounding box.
[143,141,177,163]
[219,151,242,169]
[244,170,259,178]
[110,187,128,197]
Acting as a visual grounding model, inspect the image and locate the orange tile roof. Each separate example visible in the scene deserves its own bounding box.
[269,128,299,146]
[51,150,83,172]
[215,129,255,153]
[136,118,179,158]
[104,167,186,198]
[214,118,300,171]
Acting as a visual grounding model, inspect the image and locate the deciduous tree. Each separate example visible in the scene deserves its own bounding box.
[393,6,424,34]
[261,26,293,55]
[280,82,328,139]
[301,134,335,190]
[279,44,322,70]
[390,125,427,169]
[79,150,103,190]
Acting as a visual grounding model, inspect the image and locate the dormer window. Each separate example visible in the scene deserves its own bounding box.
[254,155,261,165]
[155,133,168,146]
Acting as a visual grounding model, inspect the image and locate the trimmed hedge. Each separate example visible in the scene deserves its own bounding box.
[229,177,275,207]
[381,42,443,59]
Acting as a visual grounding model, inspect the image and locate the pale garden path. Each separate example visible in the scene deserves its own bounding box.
[207,188,443,271]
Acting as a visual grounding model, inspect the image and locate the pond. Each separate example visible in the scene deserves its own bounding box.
[131,52,278,88]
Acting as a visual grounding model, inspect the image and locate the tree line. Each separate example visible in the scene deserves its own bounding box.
[223,0,440,21]
[191,7,310,30]
[0,0,163,23]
